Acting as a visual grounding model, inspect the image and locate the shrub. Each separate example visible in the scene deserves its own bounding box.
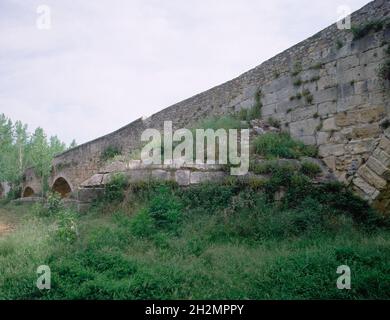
[246,90,263,120]
[267,117,281,128]
[6,186,21,201]
[237,108,249,121]
[178,182,240,212]
[300,161,321,178]
[336,39,343,50]
[130,208,156,237]
[130,186,183,237]
[101,146,122,162]
[291,62,302,76]
[47,191,63,215]
[310,76,320,82]
[103,174,128,203]
[56,209,79,243]
[252,132,317,159]
[305,94,314,105]
[351,20,385,40]
[293,79,303,87]
[309,63,323,70]
[147,187,183,233]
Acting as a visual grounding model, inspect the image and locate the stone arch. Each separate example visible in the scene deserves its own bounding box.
[23,186,35,198]
[52,177,73,198]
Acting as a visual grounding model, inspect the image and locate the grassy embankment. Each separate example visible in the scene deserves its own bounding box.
[0,130,389,300]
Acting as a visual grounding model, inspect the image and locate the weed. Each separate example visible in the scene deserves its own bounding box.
[351,20,386,40]
[101,146,122,162]
[252,132,317,159]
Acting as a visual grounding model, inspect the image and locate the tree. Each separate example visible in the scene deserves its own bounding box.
[0,114,69,197]
[29,128,52,195]
[69,139,77,149]
[0,114,14,183]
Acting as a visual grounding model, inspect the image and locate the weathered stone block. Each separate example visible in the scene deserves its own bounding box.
[323,156,336,171]
[80,174,104,187]
[190,171,226,184]
[127,170,152,183]
[291,107,317,122]
[317,132,329,145]
[151,170,171,181]
[318,101,337,116]
[290,118,320,137]
[77,188,105,203]
[175,170,190,186]
[100,160,127,173]
[373,148,390,167]
[358,106,385,123]
[353,177,377,197]
[346,139,377,155]
[366,156,389,177]
[335,112,358,127]
[261,104,276,117]
[319,144,345,157]
[379,137,390,152]
[358,165,387,190]
[351,124,381,139]
[322,117,337,132]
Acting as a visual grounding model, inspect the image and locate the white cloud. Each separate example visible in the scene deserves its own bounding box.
[0,0,370,144]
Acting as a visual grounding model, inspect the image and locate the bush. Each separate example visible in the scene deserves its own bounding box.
[6,186,21,201]
[147,187,183,233]
[267,117,281,129]
[300,161,321,178]
[177,182,240,212]
[235,90,263,121]
[351,20,385,40]
[100,146,122,162]
[56,209,79,243]
[47,191,63,215]
[130,186,183,236]
[103,174,128,203]
[252,132,317,159]
[130,208,155,237]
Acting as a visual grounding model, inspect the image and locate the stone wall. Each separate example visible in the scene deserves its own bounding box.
[23,0,390,212]
[22,167,42,197]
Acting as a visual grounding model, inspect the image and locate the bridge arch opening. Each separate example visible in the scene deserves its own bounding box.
[0,184,3,198]
[52,177,72,198]
[23,187,35,198]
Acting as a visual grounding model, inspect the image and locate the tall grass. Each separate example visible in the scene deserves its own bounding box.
[252,132,317,159]
[0,180,389,300]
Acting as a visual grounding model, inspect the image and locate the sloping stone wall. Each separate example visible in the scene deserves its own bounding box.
[23,0,390,212]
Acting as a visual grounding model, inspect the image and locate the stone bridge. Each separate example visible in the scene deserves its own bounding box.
[21,0,390,213]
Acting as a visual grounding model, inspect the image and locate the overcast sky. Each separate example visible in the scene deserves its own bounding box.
[0,0,370,145]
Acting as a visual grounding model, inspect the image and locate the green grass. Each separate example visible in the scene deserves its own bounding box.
[196,115,248,131]
[351,20,387,40]
[0,179,389,300]
[252,132,317,159]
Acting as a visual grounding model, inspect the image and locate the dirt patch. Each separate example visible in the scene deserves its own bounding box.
[0,222,14,236]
